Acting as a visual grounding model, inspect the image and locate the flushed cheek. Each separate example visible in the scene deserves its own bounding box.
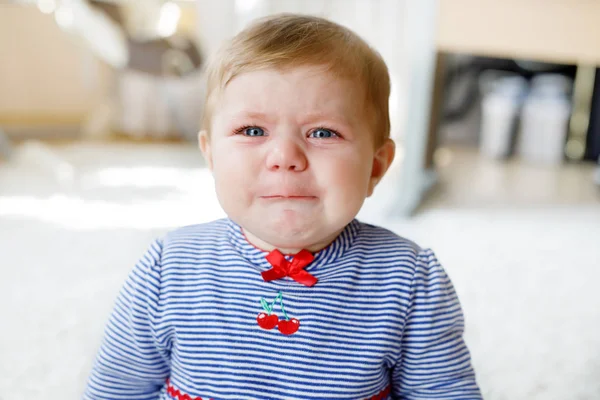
[322,160,371,196]
[212,163,254,208]
[330,175,369,205]
[214,169,255,205]
[213,147,260,182]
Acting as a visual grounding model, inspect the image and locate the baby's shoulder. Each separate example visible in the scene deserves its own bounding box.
[353,221,425,268]
[356,221,421,252]
[158,218,231,259]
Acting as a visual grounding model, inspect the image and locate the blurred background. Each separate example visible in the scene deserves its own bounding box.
[1,0,599,399]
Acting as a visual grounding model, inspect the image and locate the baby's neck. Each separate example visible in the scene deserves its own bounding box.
[243,228,342,255]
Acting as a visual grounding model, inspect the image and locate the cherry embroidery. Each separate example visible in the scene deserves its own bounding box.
[256,297,279,330]
[257,292,300,335]
[277,317,300,335]
[256,313,278,329]
[276,293,300,335]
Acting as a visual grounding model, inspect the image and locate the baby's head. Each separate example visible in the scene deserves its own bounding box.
[199,14,395,253]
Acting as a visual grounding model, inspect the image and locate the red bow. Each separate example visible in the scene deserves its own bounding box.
[262,249,317,287]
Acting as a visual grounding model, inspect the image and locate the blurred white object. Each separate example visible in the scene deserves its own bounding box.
[479,73,528,159]
[54,0,129,69]
[479,70,526,97]
[480,93,519,159]
[156,1,181,38]
[37,0,57,14]
[530,73,573,96]
[121,0,177,41]
[518,90,572,164]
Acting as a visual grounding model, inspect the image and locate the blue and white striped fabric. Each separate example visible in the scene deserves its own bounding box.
[84,218,481,400]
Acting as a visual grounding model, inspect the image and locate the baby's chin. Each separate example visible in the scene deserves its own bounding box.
[242,216,348,252]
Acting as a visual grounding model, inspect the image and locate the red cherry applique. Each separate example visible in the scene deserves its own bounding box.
[278,317,300,335]
[257,292,301,335]
[257,297,279,330]
[256,312,278,330]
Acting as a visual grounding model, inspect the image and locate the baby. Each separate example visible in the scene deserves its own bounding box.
[84,13,482,400]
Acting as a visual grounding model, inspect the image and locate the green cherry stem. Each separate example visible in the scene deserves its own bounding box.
[260,298,272,314]
[278,292,290,321]
[271,292,282,313]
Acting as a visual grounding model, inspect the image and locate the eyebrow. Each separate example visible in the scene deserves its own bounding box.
[229,111,275,123]
[227,110,356,129]
[300,112,354,126]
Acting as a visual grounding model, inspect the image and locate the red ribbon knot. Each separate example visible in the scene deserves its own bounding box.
[261,249,317,287]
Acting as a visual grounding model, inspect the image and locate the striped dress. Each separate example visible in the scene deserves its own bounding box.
[84,218,482,400]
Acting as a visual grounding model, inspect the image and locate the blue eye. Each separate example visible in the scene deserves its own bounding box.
[243,127,265,137]
[310,128,337,138]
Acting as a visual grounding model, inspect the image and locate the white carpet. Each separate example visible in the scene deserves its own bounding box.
[1,142,599,400]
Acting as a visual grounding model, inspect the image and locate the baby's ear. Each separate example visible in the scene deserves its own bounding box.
[198,130,213,170]
[367,138,395,197]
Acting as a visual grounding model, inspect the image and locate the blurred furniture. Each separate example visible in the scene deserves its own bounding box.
[399,0,600,215]
[0,1,201,141]
[89,0,205,140]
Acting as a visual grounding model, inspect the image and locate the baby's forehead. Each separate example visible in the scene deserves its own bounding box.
[218,66,368,112]
[224,65,366,92]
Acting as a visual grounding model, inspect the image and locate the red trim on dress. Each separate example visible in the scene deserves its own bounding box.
[165,378,391,400]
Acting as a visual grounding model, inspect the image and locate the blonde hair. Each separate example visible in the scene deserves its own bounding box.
[201,13,391,147]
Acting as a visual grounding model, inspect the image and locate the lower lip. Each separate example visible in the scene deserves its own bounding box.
[261,196,316,200]
[261,196,317,202]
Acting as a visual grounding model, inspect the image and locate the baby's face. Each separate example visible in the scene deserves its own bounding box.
[200,66,393,252]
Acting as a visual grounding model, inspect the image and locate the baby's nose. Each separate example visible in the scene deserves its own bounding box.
[265,138,308,172]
